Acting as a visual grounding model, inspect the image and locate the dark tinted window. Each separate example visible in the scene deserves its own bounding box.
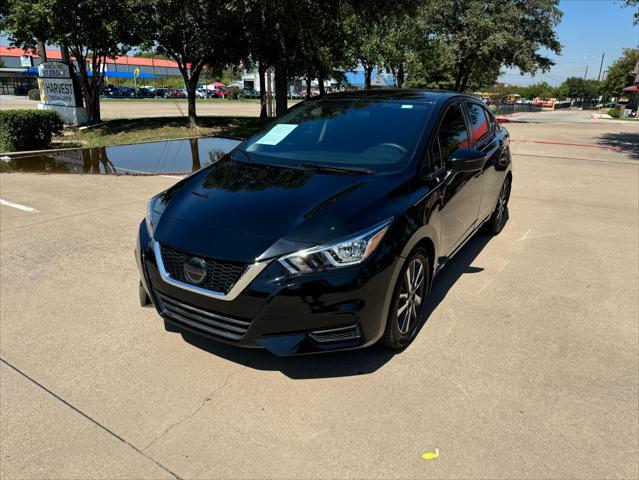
[485,108,498,135]
[466,102,491,145]
[243,99,433,173]
[431,103,469,170]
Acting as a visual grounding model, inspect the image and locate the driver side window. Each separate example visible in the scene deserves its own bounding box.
[431,103,469,171]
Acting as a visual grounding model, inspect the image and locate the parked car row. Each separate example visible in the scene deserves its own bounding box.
[101,86,190,99]
[99,84,316,100]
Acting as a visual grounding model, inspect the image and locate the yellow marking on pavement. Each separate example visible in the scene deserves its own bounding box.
[422,448,440,460]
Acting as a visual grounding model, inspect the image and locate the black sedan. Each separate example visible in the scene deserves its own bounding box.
[136,90,512,355]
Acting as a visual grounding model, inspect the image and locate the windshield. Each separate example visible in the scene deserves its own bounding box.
[242,99,433,173]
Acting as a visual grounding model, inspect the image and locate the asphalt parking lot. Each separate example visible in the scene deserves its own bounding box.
[1,111,638,479]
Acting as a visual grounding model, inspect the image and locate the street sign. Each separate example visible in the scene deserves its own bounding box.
[20,56,33,67]
[134,68,140,79]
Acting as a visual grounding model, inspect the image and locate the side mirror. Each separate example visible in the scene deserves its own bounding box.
[447,148,486,173]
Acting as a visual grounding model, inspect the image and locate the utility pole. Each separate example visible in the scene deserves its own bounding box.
[583,65,588,80]
[597,52,605,81]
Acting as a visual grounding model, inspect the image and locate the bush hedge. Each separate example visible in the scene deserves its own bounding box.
[28,88,41,101]
[607,107,621,119]
[0,109,63,152]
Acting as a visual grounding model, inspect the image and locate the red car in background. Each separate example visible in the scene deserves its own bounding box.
[167,88,186,98]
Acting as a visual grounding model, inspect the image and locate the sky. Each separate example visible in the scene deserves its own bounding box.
[499,0,639,86]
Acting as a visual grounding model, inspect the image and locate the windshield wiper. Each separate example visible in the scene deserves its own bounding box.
[294,163,373,175]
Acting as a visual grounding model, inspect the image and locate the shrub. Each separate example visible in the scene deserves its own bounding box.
[28,88,41,101]
[0,109,63,152]
[607,107,621,118]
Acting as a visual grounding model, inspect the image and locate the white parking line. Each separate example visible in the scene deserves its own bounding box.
[161,175,185,179]
[0,198,39,213]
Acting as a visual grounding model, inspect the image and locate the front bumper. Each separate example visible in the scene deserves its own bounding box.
[136,221,400,355]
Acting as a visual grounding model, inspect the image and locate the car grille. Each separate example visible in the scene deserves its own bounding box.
[159,244,247,294]
[155,291,251,341]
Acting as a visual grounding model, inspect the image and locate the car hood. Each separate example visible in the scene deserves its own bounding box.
[154,157,408,262]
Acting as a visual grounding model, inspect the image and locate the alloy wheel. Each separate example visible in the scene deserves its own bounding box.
[397,257,427,334]
[495,179,510,228]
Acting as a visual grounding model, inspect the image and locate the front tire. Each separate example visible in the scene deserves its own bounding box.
[382,248,430,349]
[485,176,511,235]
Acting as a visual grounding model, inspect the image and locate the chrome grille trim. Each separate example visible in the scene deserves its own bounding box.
[153,241,269,301]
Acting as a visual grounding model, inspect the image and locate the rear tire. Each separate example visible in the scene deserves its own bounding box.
[382,248,430,350]
[485,176,511,235]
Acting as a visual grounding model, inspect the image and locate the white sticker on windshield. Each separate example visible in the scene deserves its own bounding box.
[255,124,298,145]
[401,104,414,109]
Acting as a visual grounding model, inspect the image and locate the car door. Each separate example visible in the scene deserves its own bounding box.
[464,101,501,221]
[434,102,484,257]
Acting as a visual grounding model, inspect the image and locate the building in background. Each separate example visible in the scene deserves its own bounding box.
[623,59,639,113]
[0,46,183,95]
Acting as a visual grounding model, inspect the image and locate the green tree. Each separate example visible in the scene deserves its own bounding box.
[518,82,558,99]
[602,48,639,100]
[557,77,602,101]
[617,0,639,24]
[344,4,420,89]
[137,0,248,127]
[423,0,562,92]
[4,0,138,124]
[133,50,171,60]
[344,16,386,89]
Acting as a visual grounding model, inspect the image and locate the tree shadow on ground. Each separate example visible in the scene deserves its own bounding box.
[179,223,500,380]
[597,131,639,161]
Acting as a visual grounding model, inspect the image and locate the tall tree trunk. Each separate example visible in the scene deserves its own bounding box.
[364,65,373,89]
[460,73,469,93]
[305,76,312,98]
[275,25,289,117]
[37,40,47,62]
[318,73,325,96]
[274,61,288,117]
[258,63,267,119]
[396,63,405,88]
[186,80,198,128]
[453,64,465,92]
[76,61,100,124]
[60,44,70,63]
[189,138,201,172]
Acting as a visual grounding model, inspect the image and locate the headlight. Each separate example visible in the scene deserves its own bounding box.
[278,219,392,274]
[145,195,165,238]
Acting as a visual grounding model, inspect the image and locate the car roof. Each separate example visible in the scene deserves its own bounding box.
[318,88,468,104]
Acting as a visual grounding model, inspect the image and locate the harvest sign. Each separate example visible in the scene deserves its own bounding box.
[38,62,77,107]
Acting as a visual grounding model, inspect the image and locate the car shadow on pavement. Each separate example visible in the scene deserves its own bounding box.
[180,226,497,380]
[597,131,639,160]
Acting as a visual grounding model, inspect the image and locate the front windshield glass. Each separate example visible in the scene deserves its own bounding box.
[241,99,433,173]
